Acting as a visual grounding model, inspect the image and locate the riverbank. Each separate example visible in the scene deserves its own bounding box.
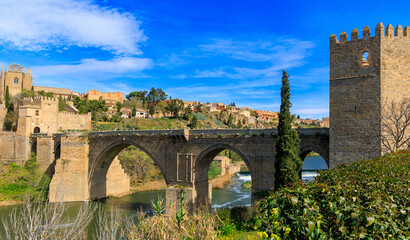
[130,179,167,192]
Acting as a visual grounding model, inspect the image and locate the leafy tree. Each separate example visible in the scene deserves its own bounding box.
[4,108,16,130]
[149,105,155,116]
[132,107,137,117]
[72,96,107,116]
[20,89,35,98]
[188,114,198,129]
[116,101,123,114]
[208,161,222,180]
[37,90,53,98]
[165,99,184,119]
[5,85,10,109]
[183,105,193,120]
[127,90,148,101]
[118,146,163,184]
[274,70,302,190]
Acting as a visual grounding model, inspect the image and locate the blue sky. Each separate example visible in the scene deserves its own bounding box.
[0,0,408,119]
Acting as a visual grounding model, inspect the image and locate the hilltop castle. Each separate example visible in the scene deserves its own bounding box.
[329,23,409,167]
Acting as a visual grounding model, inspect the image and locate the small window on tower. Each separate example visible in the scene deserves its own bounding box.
[361,51,370,67]
[14,77,18,84]
[35,110,39,116]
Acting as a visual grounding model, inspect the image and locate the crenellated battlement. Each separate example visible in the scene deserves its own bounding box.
[58,111,91,117]
[19,96,58,107]
[330,23,409,45]
[330,22,410,167]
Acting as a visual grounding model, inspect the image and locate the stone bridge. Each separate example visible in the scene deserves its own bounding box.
[32,128,329,208]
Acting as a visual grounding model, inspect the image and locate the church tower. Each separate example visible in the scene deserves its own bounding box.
[0,63,33,103]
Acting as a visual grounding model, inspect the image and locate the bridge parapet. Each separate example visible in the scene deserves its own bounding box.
[75,127,329,139]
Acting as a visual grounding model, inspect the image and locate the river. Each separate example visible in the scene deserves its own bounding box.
[0,155,327,237]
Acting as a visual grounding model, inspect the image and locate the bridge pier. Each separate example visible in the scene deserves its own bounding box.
[49,135,90,202]
[36,136,55,173]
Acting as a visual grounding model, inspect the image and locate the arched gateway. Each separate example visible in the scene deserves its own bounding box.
[45,128,328,208]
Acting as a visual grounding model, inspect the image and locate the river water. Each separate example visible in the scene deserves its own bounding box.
[0,155,327,237]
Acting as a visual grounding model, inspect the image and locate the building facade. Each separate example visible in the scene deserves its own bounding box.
[86,90,124,106]
[17,96,91,136]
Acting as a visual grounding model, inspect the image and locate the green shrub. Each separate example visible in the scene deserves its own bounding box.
[241,181,252,189]
[208,161,222,180]
[256,151,410,239]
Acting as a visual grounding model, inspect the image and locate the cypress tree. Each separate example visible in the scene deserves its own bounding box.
[274,70,302,189]
[5,85,10,109]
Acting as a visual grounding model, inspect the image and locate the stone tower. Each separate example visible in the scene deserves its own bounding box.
[329,23,410,168]
[0,63,33,103]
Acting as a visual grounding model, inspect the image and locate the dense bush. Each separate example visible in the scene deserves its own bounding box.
[208,161,222,180]
[257,151,410,239]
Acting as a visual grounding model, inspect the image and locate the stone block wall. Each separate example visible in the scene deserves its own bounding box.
[57,111,91,131]
[330,23,409,167]
[49,136,89,202]
[0,107,7,130]
[106,156,130,197]
[0,132,30,163]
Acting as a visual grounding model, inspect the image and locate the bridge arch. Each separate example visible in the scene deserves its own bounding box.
[89,140,168,199]
[299,144,329,167]
[194,143,253,207]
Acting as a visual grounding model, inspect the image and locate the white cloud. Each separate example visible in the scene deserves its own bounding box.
[0,0,146,55]
[32,57,153,77]
[194,69,227,78]
[193,38,315,80]
[200,38,314,64]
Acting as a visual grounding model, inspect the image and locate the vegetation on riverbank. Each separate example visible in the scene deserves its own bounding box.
[256,150,410,239]
[0,153,50,203]
[1,151,407,239]
[118,146,164,187]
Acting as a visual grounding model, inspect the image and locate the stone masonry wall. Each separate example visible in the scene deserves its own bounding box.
[380,25,410,150]
[0,107,6,130]
[57,111,91,131]
[106,156,130,197]
[49,136,89,202]
[329,23,409,167]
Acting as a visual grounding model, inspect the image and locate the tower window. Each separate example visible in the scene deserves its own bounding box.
[14,77,18,84]
[361,51,370,67]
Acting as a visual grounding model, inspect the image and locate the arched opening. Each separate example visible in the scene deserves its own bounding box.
[196,144,253,209]
[361,51,370,67]
[89,141,167,212]
[33,127,40,133]
[31,140,37,155]
[300,150,328,182]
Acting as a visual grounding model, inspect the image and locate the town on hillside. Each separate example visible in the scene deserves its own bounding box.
[0,63,329,134]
